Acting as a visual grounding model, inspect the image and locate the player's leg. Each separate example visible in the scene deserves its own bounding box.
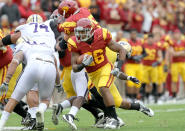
[151,67,158,103]
[87,86,124,128]
[171,63,179,99]
[22,88,39,130]
[92,63,119,129]
[0,64,29,125]
[178,62,185,98]
[62,69,88,130]
[52,67,76,125]
[142,66,151,103]
[36,62,56,130]
[0,64,36,130]
[109,83,154,117]
[125,64,137,101]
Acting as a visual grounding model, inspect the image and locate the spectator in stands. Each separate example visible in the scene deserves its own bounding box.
[18,0,33,19]
[0,15,11,36]
[130,3,144,33]
[141,5,153,33]
[51,0,60,12]
[105,0,125,32]
[89,0,101,22]
[0,0,20,25]
[32,2,47,21]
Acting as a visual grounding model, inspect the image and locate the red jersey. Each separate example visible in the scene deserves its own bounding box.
[0,46,13,68]
[59,49,71,67]
[57,8,99,67]
[58,8,99,34]
[127,39,143,64]
[171,40,185,63]
[68,28,112,73]
[142,43,160,66]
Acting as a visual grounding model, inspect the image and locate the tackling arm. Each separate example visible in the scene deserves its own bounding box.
[71,52,84,72]
[0,32,21,47]
[5,51,24,83]
[107,40,127,61]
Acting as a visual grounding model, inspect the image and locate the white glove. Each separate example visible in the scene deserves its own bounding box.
[82,54,93,66]
[0,82,8,98]
[111,68,120,77]
[55,84,64,93]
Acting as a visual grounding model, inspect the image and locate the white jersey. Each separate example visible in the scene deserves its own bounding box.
[15,20,56,51]
[15,41,55,65]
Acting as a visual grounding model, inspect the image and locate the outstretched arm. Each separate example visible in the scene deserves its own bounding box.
[5,51,24,83]
[71,52,84,72]
[0,32,21,47]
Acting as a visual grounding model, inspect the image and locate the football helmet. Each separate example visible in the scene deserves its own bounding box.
[26,14,43,23]
[50,9,60,20]
[74,18,94,42]
[118,41,132,57]
[58,0,78,18]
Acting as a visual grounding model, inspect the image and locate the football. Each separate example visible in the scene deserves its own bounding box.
[118,41,132,57]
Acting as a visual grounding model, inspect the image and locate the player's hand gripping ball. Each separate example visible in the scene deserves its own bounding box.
[77,54,93,66]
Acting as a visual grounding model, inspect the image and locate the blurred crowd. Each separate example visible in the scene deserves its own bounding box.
[0,0,185,104]
[0,0,184,34]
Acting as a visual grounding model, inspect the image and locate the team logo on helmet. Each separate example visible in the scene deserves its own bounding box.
[26,14,43,23]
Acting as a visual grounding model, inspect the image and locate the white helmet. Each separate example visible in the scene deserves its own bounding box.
[26,14,43,23]
[118,41,132,57]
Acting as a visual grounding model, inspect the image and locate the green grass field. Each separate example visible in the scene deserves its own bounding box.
[2,103,185,131]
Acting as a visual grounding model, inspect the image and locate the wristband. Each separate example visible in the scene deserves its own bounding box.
[59,39,67,49]
[2,35,13,45]
[127,76,131,80]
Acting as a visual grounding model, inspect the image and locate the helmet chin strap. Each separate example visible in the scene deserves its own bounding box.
[63,10,66,17]
[73,8,80,15]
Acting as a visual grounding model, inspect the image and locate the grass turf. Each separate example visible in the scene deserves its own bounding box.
[2,103,185,131]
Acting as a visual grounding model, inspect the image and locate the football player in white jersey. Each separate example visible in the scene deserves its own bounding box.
[0,14,61,131]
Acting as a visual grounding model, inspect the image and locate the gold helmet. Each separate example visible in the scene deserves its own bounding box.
[118,41,132,57]
[26,14,43,23]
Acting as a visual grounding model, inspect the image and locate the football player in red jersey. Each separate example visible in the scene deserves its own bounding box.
[124,29,147,101]
[69,18,154,129]
[141,34,163,104]
[168,30,185,100]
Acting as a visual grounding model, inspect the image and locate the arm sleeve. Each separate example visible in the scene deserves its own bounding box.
[50,20,61,39]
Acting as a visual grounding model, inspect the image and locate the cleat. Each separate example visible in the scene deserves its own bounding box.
[117,117,125,127]
[21,113,32,126]
[136,100,154,117]
[94,112,105,128]
[36,111,44,131]
[62,114,78,130]
[104,117,120,129]
[21,118,36,130]
[52,104,63,125]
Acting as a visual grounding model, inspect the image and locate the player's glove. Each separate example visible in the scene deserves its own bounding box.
[152,61,160,67]
[55,84,64,93]
[127,76,140,84]
[111,68,120,77]
[0,82,8,97]
[82,54,93,66]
